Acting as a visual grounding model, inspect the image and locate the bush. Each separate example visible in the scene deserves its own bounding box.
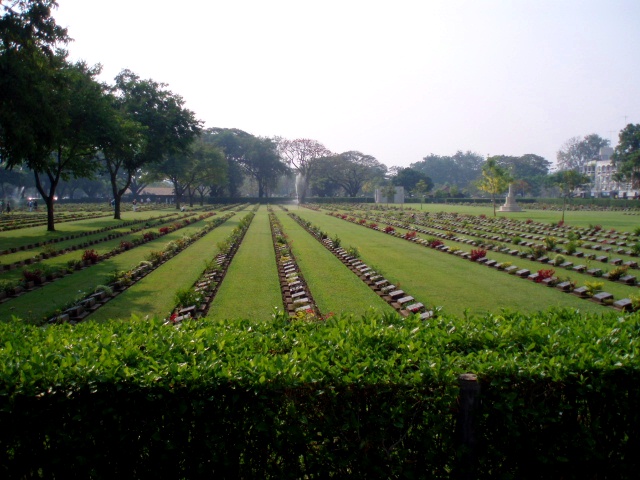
[470,249,487,261]
[82,249,99,264]
[535,269,556,283]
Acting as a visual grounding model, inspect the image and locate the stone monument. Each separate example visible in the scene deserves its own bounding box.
[498,183,523,212]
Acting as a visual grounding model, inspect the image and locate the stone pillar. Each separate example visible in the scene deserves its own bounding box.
[498,183,523,212]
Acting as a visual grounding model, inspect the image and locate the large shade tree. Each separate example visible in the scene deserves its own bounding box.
[276,138,331,202]
[411,151,484,189]
[557,134,609,171]
[103,69,202,219]
[315,151,387,197]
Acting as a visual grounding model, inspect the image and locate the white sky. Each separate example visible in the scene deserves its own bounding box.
[54,0,640,169]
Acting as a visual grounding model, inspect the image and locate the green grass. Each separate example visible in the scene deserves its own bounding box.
[275,211,395,317]
[208,206,283,321]
[0,216,234,323]
[292,209,611,317]
[87,216,241,323]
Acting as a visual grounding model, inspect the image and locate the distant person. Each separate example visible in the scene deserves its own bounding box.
[132,199,137,211]
[6,202,11,214]
[33,200,37,211]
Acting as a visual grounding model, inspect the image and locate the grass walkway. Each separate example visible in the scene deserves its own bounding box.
[294,209,611,317]
[208,206,283,321]
[275,210,395,317]
[0,216,234,323]
[88,216,241,323]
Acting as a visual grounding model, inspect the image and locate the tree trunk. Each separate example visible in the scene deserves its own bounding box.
[33,170,59,231]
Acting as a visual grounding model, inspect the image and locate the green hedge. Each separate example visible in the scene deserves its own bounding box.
[1,309,639,478]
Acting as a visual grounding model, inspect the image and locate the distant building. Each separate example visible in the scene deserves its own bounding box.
[579,147,639,199]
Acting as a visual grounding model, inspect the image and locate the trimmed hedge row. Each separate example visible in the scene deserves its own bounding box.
[0,309,639,478]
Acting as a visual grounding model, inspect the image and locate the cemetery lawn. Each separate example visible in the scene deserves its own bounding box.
[276,211,395,317]
[295,209,611,317]
[0,215,236,324]
[88,216,241,323]
[208,206,283,321]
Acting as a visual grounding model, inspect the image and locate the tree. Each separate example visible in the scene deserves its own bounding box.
[612,124,640,189]
[186,138,226,206]
[277,138,331,202]
[391,167,433,193]
[314,151,386,197]
[494,153,551,196]
[557,134,609,171]
[411,151,484,189]
[414,179,431,209]
[241,137,289,198]
[103,69,202,219]
[476,157,512,216]
[547,170,590,222]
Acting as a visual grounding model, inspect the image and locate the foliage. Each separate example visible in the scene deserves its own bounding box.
[469,249,487,261]
[608,265,629,281]
[553,254,566,266]
[174,287,201,308]
[612,123,640,188]
[0,310,639,477]
[535,269,555,283]
[556,133,610,170]
[345,246,360,258]
[81,249,99,264]
[476,157,512,216]
[584,281,604,297]
[544,236,557,250]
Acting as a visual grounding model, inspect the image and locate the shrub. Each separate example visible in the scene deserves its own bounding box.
[566,241,578,255]
[346,246,360,258]
[470,249,487,261]
[428,238,443,248]
[383,226,395,234]
[512,237,522,245]
[368,222,378,229]
[404,231,417,239]
[143,232,156,241]
[608,265,629,281]
[145,250,164,265]
[535,269,555,283]
[174,288,201,308]
[584,281,604,297]
[553,255,565,266]
[544,236,557,250]
[497,261,512,270]
[94,284,113,296]
[331,234,341,248]
[82,249,99,264]
[159,227,170,234]
[529,245,546,259]
[119,240,134,250]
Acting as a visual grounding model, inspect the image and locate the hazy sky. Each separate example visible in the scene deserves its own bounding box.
[54,0,640,169]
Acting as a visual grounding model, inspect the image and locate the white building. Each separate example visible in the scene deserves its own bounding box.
[580,147,639,199]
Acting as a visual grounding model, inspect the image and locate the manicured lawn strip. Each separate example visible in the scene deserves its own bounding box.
[0,209,172,250]
[0,213,208,285]
[377,203,640,232]
[208,207,283,321]
[368,217,640,302]
[275,211,395,316]
[0,211,184,266]
[294,210,610,316]
[324,206,640,302]
[0,217,232,323]
[87,217,242,323]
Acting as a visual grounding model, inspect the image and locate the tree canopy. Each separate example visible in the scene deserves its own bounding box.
[556,134,609,171]
[612,124,640,189]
